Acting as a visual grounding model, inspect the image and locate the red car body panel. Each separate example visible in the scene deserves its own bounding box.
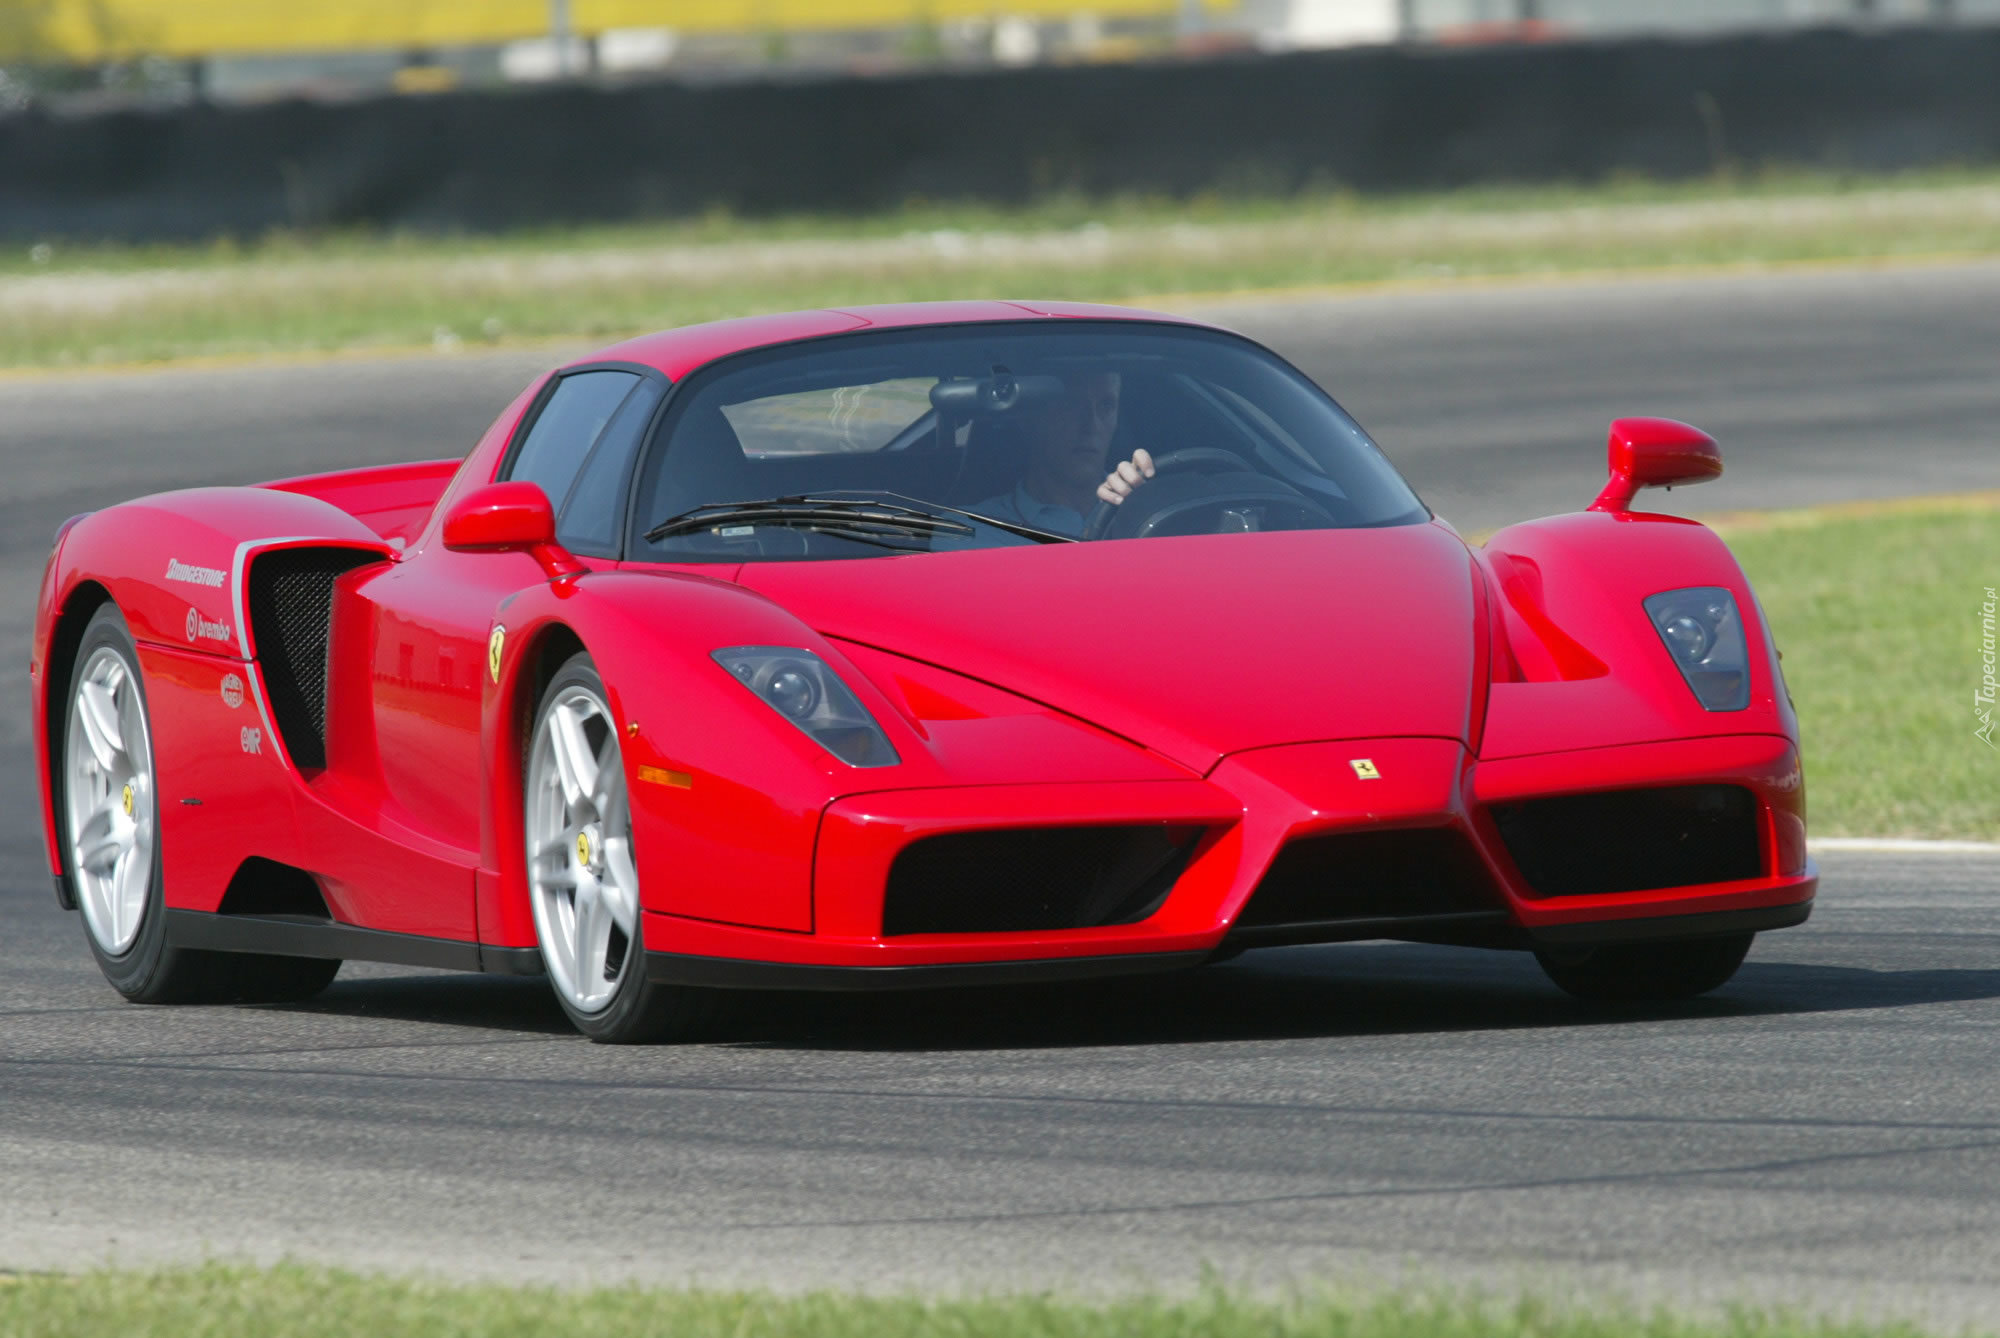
[735,523,1480,775]
[30,300,1815,993]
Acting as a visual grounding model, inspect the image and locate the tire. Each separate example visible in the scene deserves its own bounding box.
[525,651,715,1043]
[61,603,340,1005]
[1534,932,1754,1002]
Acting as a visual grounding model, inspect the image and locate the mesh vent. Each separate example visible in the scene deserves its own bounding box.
[247,548,378,770]
[1237,826,1500,930]
[1491,784,1763,898]
[883,825,1199,936]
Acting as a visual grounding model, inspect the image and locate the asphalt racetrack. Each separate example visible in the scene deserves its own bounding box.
[2,262,1996,1320]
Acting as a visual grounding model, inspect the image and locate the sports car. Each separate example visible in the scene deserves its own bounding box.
[31,301,1815,1041]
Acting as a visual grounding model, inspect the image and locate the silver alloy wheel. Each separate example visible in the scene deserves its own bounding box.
[64,645,156,956]
[526,684,640,1015]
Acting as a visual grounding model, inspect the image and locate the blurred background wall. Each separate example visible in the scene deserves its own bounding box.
[5,1,1999,103]
[2,1,1997,239]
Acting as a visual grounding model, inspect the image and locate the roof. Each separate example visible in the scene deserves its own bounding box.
[576,300,1212,381]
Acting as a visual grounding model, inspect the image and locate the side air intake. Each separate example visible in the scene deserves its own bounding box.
[246,547,379,770]
[217,856,332,919]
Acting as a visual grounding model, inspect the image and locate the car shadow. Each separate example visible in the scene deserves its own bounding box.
[277,971,578,1036]
[259,943,2000,1049]
[705,943,2000,1052]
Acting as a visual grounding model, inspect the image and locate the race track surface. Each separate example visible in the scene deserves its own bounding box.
[2,262,1996,1319]
[4,847,1998,1324]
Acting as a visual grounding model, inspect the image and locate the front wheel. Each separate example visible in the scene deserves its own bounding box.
[525,652,714,1043]
[1534,933,1754,1002]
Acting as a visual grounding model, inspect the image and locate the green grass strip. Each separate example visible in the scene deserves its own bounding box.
[0,1262,1962,1338]
[1718,496,2000,840]
[5,167,2000,370]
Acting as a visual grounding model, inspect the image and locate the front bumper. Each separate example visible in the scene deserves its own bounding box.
[641,732,1815,987]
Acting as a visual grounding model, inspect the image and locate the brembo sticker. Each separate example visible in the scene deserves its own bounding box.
[165,558,227,589]
[185,606,232,644]
[219,673,244,708]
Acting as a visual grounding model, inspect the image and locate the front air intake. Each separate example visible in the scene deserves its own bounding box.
[246,547,380,770]
[882,825,1199,936]
[1491,783,1762,898]
[1231,826,1504,946]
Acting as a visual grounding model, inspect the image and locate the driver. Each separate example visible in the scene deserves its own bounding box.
[970,372,1155,537]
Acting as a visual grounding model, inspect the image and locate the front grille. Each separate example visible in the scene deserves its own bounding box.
[1236,826,1501,934]
[882,825,1199,936]
[1491,783,1763,898]
[247,547,379,770]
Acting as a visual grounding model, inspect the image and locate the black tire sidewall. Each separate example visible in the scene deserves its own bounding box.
[1535,932,1754,1002]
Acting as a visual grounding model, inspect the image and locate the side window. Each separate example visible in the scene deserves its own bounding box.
[556,377,665,556]
[504,370,641,521]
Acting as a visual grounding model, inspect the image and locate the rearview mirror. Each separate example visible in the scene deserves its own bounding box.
[929,374,1066,416]
[1589,417,1722,514]
[441,482,583,579]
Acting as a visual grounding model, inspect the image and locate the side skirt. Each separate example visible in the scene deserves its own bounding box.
[163,910,544,976]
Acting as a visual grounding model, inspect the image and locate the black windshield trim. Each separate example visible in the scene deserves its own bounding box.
[619,319,1428,561]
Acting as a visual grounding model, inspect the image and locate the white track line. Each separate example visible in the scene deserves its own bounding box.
[1810,837,2000,854]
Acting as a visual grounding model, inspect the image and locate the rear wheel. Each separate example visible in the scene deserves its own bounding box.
[526,652,714,1043]
[62,604,338,1004]
[1534,933,1753,1002]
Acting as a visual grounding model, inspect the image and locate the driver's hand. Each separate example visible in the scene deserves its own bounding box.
[1097,448,1156,506]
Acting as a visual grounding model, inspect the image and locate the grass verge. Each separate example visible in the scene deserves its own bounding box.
[1712,493,2000,840]
[5,168,2000,370]
[0,1262,1964,1338]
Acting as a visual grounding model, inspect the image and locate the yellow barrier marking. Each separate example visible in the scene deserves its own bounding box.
[14,0,1211,61]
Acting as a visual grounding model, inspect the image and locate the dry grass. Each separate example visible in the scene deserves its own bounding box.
[6,170,2000,369]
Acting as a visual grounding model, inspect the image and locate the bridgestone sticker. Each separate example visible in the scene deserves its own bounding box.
[165,557,227,589]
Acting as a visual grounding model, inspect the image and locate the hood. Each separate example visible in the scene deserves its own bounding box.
[734,523,1481,775]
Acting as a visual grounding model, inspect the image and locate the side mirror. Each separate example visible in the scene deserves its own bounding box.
[1589,417,1722,514]
[441,482,584,579]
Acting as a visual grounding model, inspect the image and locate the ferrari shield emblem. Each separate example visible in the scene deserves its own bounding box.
[487,625,505,683]
[1349,758,1381,780]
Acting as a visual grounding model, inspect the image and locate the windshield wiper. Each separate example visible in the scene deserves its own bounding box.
[644,496,975,546]
[803,491,1076,545]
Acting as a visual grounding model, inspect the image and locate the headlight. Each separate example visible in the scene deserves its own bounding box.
[1643,587,1750,711]
[712,646,899,767]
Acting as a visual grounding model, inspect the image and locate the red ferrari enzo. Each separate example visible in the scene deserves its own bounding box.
[31,302,1814,1041]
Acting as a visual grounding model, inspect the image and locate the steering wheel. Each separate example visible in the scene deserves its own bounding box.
[1080,448,1334,541]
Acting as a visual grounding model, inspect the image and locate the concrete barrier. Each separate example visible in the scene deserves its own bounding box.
[4,25,1998,241]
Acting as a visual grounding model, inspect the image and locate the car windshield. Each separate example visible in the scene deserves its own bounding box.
[632,322,1427,561]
